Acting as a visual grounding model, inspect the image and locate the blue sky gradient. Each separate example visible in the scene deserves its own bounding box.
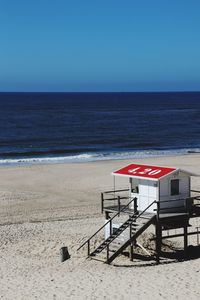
[0,0,200,92]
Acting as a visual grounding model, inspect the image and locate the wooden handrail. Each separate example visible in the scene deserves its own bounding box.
[191,189,200,194]
[156,198,186,204]
[155,196,200,218]
[102,196,128,201]
[187,196,200,201]
[155,198,187,218]
[101,189,129,214]
[156,205,187,212]
[103,188,129,194]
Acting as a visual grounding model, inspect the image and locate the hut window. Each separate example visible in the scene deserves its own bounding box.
[131,185,139,193]
[171,179,179,195]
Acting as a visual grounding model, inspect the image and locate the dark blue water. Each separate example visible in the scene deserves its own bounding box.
[0,92,200,164]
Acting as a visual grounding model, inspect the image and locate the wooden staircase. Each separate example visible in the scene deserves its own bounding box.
[109,215,156,264]
[90,214,138,257]
[91,214,156,264]
[77,199,156,264]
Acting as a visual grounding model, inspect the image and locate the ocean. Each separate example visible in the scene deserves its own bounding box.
[0,92,200,165]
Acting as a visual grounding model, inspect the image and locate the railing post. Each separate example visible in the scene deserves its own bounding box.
[155,220,161,264]
[129,223,134,261]
[134,197,138,214]
[185,198,188,212]
[118,196,121,215]
[186,197,194,214]
[110,219,112,236]
[185,197,190,212]
[183,224,188,259]
[156,201,160,220]
[101,193,104,214]
[196,227,200,245]
[87,240,90,256]
[106,245,109,262]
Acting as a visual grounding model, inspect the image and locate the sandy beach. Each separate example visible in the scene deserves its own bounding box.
[1,154,200,299]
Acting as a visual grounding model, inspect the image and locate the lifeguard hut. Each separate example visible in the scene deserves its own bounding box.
[112,163,193,214]
[78,163,200,264]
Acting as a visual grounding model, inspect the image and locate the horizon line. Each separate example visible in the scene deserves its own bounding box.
[0,90,200,94]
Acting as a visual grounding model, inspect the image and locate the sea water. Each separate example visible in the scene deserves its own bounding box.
[0,92,200,165]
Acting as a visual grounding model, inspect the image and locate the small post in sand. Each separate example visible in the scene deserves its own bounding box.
[60,246,70,262]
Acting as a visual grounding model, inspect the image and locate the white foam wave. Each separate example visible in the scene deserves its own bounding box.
[0,154,93,165]
[0,148,200,166]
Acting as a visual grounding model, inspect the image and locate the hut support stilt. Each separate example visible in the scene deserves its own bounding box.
[184,224,188,259]
[156,221,162,264]
[130,242,134,261]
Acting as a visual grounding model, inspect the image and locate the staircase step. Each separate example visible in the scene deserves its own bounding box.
[109,249,117,254]
[104,241,111,245]
[138,216,152,220]
[111,241,122,245]
[110,246,122,251]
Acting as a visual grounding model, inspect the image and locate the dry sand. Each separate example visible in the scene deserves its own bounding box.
[1,154,200,299]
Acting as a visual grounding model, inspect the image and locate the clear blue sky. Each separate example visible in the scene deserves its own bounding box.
[0,0,200,92]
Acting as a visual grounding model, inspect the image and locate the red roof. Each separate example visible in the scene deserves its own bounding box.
[112,163,177,180]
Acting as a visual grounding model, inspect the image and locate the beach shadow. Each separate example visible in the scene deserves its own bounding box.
[113,245,200,268]
[113,260,177,268]
[162,244,200,261]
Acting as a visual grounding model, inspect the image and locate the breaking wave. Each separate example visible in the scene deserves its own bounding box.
[0,148,200,166]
